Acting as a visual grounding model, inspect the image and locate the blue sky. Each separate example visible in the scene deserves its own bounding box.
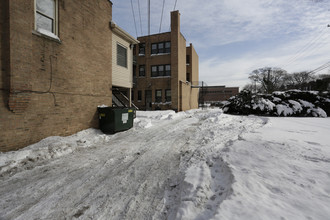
[111,0,330,88]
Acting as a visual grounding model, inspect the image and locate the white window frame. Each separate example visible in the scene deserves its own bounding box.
[35,0,59,37]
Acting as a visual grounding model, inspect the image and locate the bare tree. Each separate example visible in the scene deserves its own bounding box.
[292,71,315,86]
[249,67,287,93]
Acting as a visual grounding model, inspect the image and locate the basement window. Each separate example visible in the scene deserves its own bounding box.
[35,0,58,37]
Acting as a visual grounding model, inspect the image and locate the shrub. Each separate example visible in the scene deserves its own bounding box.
[223,90,329,117]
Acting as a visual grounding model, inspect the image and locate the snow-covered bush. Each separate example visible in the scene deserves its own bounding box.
[223,90,329,117]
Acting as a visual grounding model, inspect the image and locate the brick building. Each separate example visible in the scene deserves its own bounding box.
[132,11,199,111]
[202,86,239,104]
[0,0,135,152]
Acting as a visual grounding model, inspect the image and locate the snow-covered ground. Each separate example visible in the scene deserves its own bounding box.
[0,109,329,220]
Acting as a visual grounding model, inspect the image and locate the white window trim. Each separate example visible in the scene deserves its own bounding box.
[34,0,59,39]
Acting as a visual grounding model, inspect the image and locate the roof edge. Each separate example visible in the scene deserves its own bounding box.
[110,21,139,44]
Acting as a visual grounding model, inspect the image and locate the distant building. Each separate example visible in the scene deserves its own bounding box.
[132,11,199,111]
[202,86,239,104]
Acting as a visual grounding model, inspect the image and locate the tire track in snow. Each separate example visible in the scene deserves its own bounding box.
[171,113,268,220]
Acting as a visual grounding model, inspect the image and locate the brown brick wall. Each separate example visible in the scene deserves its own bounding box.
[0,0,113,152]
[203,86,239,102]
[133,11,199,112]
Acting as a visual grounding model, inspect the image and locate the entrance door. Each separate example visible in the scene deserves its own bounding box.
[145,90,152,110]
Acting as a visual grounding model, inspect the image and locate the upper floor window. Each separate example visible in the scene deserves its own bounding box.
[35,0,58,36]
[117,44,127,68]
[165,65,171,76]
[139,65,145,77]
[186,55,190,65]
[151,41,171,55]
[139,43,145,56]
[151,65,171,77]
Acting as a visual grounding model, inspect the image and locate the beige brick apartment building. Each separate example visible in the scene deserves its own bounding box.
[0,0,136,152]
[132,11,199,111]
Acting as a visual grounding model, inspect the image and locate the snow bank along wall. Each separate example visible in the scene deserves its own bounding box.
[0,0,113,152]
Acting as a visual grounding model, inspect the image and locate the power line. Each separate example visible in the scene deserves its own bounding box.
[308,60,330,74]
[282,26,328,69]
[173,0,178,10]
[130,0,138,37]
[138,0,143,36]
[159,0,165,33]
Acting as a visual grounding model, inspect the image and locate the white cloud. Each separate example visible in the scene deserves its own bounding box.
[111,0,330,89]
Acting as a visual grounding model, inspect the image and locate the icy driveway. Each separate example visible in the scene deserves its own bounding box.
[1,109,329,220]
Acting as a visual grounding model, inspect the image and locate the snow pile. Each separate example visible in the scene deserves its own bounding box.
[223,90,329,117]
[0,129,112,176]
[134,110,187,128]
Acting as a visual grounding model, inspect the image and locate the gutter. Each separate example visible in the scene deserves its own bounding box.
[110,21,139,44]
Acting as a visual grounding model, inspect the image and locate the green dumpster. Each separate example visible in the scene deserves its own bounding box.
[97,107,135,133]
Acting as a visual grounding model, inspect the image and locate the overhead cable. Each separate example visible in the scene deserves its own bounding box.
[138,0,143,35]
[159,0,165,33]
[130,0,138,37]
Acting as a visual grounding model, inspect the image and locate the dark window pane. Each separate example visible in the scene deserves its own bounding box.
[165,65,171,76]
[186,55,190,64]
[151,66,158,77]
[165,42,171,53]
[166,89,171,102]
[139,43,145,55]
[138,91,142,101]
[186,72,190,82]
[158,43,164,53]
[139,65,145,77]
[117,44,127,68]
[158,65,164,76]
[151,44,157,54]
[156,90,162,102]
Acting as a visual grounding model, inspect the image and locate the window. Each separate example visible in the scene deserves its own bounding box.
[165,65,171,76]
[151,44,158,55]
[165,42,171,53]
[165,89,171,102]
[139,65,145,77]
[131,90,134,101]
[158,43,164,53]
[158,65,164,76]
[35,0,58,35]
[151,65,171,77]
[186,73,190,82]
[151,41,171,54]
[139,43,145,55]
[155,90,162,103]
[151,66,158,77]
[138,91,142,101]
[117,44,127,68]
[186,55,190,65]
